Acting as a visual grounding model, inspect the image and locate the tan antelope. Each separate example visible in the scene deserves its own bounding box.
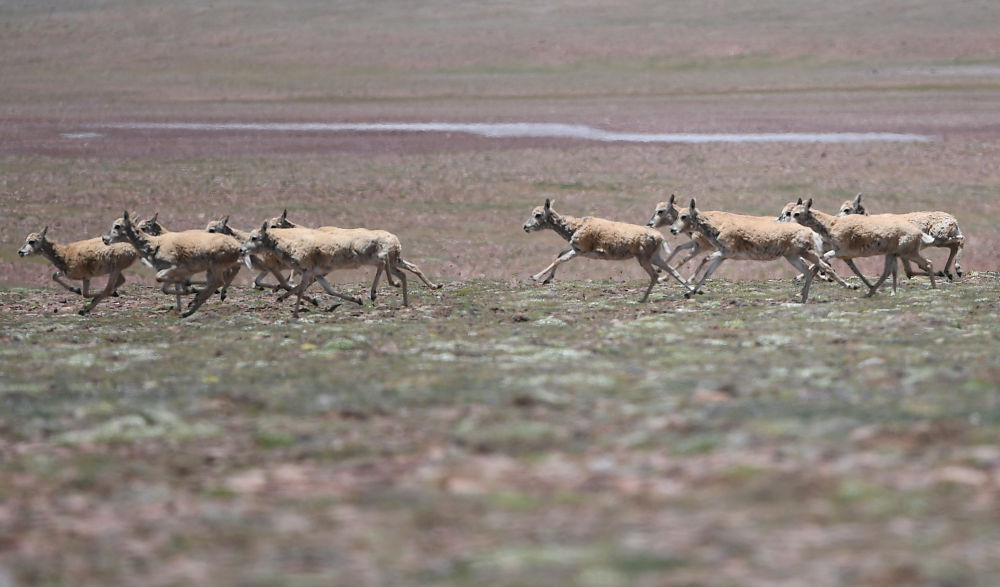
[775,198,804,223]
[669,199,846,302]
[239,224,370,317]
[837,193,965,280]
[266,209,441,306]
[206,216,333,308]
[103,211,242,317]
[206,216,295,291]
[137,212,235,303]
[522,198,692,302]
[788,198,937,297]
[136,212,168,236]
[647,194,841,284]
[18,227,138,315]
[646,194,718,280]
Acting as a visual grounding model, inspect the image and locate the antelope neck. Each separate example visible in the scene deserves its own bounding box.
[691,214,721,244]
[39,239,70,274]
[124,222,159,261]
[800,209,835,240]
[547,212,584,240]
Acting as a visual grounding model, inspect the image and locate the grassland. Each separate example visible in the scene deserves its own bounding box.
[2,0,1000,584]
[2,274,999,585]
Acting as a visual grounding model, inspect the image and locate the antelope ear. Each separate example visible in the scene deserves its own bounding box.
[689,198,696,211]
[260,220,269,232]
[543,198,551,210]
[150,212,158,222]
[796,197,803,205]
[854,193,863,205]
[40,226,48,238]
[805,198,813,210]
[122,210,130,221]
[281,209,288,220]
[221,215,230,226]
[668,194,675,206]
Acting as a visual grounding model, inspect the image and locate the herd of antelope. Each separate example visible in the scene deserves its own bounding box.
[18,194,964,317]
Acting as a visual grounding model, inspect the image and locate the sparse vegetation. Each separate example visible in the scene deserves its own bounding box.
[1,275,999,584]
[2,0,1000,584]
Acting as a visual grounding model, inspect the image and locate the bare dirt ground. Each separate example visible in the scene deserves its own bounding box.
[5,113,999,288]
[4,86,1000,160]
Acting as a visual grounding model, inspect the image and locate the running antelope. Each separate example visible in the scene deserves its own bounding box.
[266,209,441,306]
[837,193,965,280]
[523,198,692,302]
[239,224,370,317]
[788,198,937,297]
[669,199,847,302]
[103,211,242,317]
[18,227,137,315]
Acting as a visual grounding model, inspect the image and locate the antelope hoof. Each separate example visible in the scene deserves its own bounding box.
[111,291,120,297]
[325,303,342,312]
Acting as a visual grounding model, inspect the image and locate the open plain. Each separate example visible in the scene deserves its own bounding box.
[2,1,1000,585]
